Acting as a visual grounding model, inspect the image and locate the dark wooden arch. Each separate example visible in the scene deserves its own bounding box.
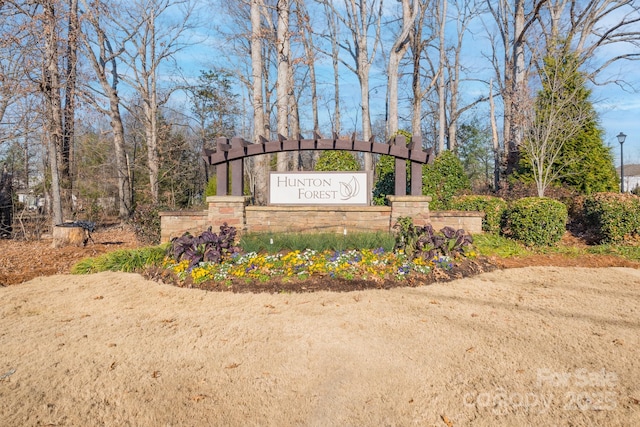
[203,133,433,198]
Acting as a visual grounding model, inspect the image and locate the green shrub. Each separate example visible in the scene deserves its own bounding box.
[315,151,360,171]
[422,151,471,209]
[502,197,567,246]
[372,155,396,206]
[372,130,413,205]
[583,192,640,243]
[450,195,507,234]
[205,176,217,197]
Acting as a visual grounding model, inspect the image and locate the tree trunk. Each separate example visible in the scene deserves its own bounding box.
[146,97,160,203]
[296,0,319,136]
[61,0,79,219]
[437,0,447,153]
[330,8,341,136]
[251,0,268,204]
[0,168,12,238]
[276,0,290,172]
[79,0,133,219]
[288,61,300,170]
[110,97,133,217]
[410,14,424,139]
[387,0,418,138]
[489,80,500,190]
[506,0,526,175]
[146,7,160,203]
[43,1,64,226]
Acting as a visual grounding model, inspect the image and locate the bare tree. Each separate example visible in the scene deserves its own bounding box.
[294,0,319,137]
[487,0,639,181]
[445,0,489,151]
[520,50,592,197]
[0,5,43,200]
[41,0,65,224]
[79,0,134,218]
[275,0,290,171]
[117,0,197,203]
[250,0,269,204]
[489,79,501,190]
[4,0,81,224]
[319,0,384,172]
[409,1,437,140]
[486,0,547,176]
[60,0,78,218]
[436,0,447,153]
[321,1,343,135]
[538,0,640,86]
[0,7,30,146]
[386,0,420,138]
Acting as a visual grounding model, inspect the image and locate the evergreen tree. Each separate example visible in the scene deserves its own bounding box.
[457,119,493,190]
[191,69,240,140]
[556,116,618,194]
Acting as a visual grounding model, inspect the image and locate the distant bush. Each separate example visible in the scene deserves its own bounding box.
[502,197,567,246]
[583,192,640,243]
[372,154,396,206]
[205,176,217,197]
[129,204,168,245]
[373,130,412,206]
[315,150,360,171]
[450,195,507,234]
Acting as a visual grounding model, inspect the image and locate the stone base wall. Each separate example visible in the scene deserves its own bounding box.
[159,196,484,243]
[159,211,209,243]
[387,195,431,228]
[429,211,485,234]
[245,206,391,234]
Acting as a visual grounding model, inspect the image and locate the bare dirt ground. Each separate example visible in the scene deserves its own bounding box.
[0,226,140,286]
[1,230,640,426]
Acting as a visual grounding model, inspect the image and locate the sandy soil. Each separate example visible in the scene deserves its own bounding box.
[1,267,639,426]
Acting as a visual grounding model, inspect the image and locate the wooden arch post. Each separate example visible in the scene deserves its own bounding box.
[203,134,432,200]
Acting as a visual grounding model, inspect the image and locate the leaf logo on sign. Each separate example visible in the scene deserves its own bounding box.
[339,176,360,200]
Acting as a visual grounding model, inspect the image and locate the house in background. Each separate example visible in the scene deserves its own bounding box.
[617,164,640,193]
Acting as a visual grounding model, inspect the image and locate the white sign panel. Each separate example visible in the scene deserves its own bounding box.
[269,172,369,205]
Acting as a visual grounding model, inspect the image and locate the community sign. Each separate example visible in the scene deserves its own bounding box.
[269,172,370,205]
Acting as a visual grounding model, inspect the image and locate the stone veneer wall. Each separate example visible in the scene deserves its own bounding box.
[160,196,248,243]
[429,211,487,232]
[245,205,391,234]
[160,196,484,243]
[159,210,209,243]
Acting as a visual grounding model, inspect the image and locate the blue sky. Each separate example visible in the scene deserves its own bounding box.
[172,1,639,168]
[595,86,640,166]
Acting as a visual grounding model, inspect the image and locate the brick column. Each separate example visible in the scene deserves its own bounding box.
[387,195,432,230]
[207,196,249,231]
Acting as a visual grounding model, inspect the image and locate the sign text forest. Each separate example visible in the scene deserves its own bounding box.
[269,172,369,205]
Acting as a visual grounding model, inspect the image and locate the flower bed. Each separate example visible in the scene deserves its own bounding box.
[164,248,461,286]
[148,220,486,292]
